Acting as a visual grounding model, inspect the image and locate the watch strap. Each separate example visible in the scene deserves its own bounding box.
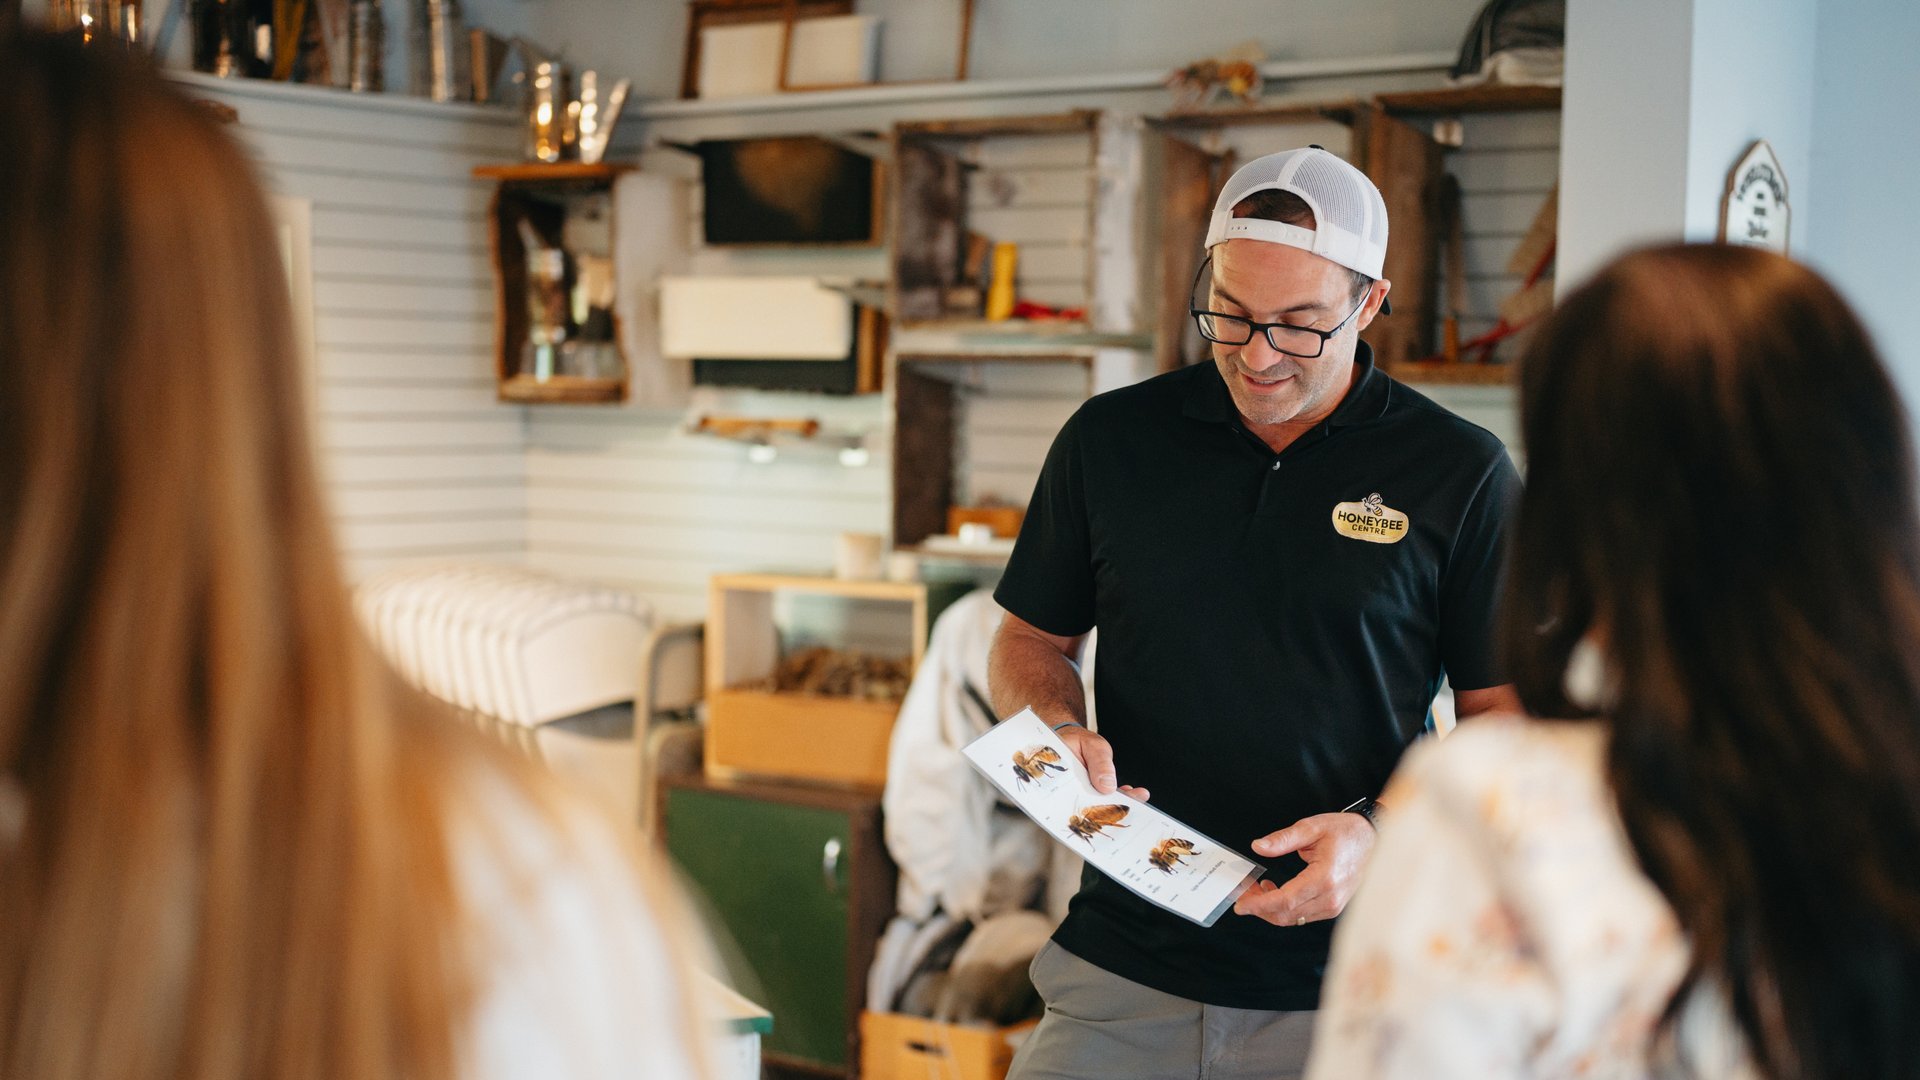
[1341,795,1383,832]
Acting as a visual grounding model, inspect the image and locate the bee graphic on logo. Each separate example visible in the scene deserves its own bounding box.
[1147,837,1200,874]
[1011,746,1069,787]
[1361,492,1384,516]
[1065,803,1130,845]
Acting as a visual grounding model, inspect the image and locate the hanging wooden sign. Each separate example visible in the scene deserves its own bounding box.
[1721,140,1790,253]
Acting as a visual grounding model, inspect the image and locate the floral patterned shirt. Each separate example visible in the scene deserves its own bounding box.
[1306,718,1755,1079]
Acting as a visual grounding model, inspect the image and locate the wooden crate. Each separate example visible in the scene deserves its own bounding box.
[860,1012,1036,1080]
[472,162,636,405]
[706,574,928,791]
[706,688,900,790]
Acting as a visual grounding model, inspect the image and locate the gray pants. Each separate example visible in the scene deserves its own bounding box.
[1007,941,1316,1080]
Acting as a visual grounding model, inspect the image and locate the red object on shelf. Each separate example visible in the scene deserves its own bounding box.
[1009,300,1087,321]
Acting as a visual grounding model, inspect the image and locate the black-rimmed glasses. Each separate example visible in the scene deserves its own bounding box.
[1187,256,1370,360]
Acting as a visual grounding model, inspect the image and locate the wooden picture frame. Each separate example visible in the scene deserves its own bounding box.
[679,0,976,99]
[693,135,886,247]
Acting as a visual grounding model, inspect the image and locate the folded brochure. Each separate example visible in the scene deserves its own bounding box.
[962,708,1264,927]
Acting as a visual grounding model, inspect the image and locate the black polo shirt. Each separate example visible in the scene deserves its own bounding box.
[993,343,1521,1011]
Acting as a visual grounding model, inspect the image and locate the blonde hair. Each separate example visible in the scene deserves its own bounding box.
[0,33,630,1080]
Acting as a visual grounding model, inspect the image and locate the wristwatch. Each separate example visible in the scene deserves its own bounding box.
[1341,796,1383,833]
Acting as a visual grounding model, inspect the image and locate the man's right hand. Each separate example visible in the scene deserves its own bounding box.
[987,613,1146,799]
[1050,721,1149,802]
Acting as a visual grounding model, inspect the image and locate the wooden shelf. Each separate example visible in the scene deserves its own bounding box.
[896,543,1011,567]
[709,573,928,603]
[896,109,1099,139]
[1153,95,1364,129]
[471,162,637,183]
[892,320,1154,352]
[1374,84,1561,116]
[1386,361,1516,385]
[498,374,627,403]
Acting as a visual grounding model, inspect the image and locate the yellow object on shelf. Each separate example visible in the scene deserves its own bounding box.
[984,242,1019,321]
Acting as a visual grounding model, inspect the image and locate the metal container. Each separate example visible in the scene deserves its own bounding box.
[525,60,572,164]
[468,29,509,103]
[424,0,467,102]
[346,0,383,92]
[573,70,631,166]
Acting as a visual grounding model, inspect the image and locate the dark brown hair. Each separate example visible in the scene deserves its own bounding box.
[1502,243,1920,1077]
[1232,189,1372,300]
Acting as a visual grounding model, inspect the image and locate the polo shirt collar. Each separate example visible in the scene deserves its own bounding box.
[1181,340,1391,429]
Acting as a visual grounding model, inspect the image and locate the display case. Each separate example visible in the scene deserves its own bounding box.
[474,162,634,404]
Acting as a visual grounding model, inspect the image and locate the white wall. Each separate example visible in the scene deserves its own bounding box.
[1804,0,1920,392]
[1555,0,1695,289]
[1559,0,1820,284]
[1558,0,1919,408]
[1681,0,1817,243]
[194,79,530,579]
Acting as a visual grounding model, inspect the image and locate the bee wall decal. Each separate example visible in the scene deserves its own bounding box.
[1011,746,1069,786]
[1065,803,1130,844]
[1147,837,1200,873]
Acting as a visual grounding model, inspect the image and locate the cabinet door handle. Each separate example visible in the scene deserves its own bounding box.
[821,837,843,894]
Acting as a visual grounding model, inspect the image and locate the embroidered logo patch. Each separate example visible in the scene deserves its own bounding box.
[1331,492,1409,544]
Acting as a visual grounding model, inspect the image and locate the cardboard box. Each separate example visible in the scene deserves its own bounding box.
[860,1012,1037,1080]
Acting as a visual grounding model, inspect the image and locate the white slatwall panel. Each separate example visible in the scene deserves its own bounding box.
[1438,111,1562,363]
[525,395,891,623]
[1403,111,1560,459]
[195,85,529,581]
[931,362,1088,510]
[523,146,895,622]
[964,132,1094,310]
[522,130,1097,624]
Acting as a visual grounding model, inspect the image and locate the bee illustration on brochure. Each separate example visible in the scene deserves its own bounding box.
[1066,803,1131,845]
[1148,837,1200,873]
[1011,745,1069,786]
[962,707,1266,927]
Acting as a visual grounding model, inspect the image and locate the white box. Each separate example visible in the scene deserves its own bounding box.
[658,276,853,360]
[786,14,881,88]
[696,22,783,99]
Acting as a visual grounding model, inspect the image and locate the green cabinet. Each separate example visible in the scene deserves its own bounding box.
[664,776,895,1076]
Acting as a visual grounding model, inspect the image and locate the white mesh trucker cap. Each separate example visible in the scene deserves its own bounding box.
[1203,146,1389,281]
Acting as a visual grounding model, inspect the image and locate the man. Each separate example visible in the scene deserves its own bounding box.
[990,147,1523,1078]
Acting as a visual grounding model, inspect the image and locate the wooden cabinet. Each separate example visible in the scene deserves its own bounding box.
[473,162,634,404]
[664,775,895,1077]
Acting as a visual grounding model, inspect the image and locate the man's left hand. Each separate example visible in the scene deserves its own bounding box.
[1232,812,1377,926]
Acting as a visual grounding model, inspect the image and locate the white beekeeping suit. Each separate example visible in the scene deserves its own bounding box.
[869,589,1094,1014]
